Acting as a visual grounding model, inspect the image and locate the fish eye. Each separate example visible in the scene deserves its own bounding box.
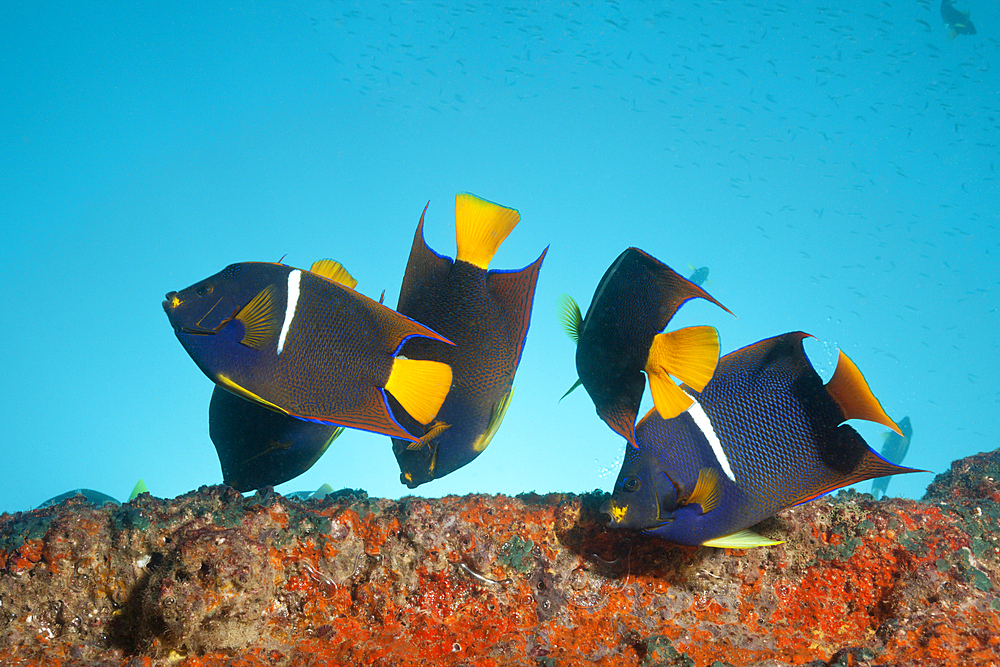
[622,476,641,493]
[196,284,214,297]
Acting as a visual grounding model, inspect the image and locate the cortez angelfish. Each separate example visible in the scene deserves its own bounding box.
[390,194,547,487]
[603,332,924,548]
[164,260,453,443]
[560,247,732,448]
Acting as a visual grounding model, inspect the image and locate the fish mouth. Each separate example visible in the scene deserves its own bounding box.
[177,326,216,336]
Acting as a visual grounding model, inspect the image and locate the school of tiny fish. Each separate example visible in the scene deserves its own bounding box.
[164,191,925,548]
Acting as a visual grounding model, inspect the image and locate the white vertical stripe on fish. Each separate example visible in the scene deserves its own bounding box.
[686,397,736,482]
[277,269,301,355]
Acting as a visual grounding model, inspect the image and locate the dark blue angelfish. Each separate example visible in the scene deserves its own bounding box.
[164,260,453,442]
[389,194,546,488]
[941,0,976,39]
[560,248,731,448]
[870,416,913,500]
[205,260,358,492]
[603,332,925,548]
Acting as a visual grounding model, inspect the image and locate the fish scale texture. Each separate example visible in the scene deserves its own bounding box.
[1,451,1000,667]
[694,336,847,512]
[281,282,392,417]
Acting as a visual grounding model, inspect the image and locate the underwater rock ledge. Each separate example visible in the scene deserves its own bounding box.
[1,452,999,667]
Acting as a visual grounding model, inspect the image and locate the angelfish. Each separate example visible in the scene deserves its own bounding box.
[603,332,924,548]
[164,260,453,442]
[559,247,732,448]
[941,0,976,39]
[389,194,547,487]
[205,261,356,492]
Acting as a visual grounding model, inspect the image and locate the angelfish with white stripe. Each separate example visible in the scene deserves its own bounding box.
[163,260,454,444]
[602,332,925,549]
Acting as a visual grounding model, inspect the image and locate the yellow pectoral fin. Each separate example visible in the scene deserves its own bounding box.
[236,285,279,350]
[826,350,902,435]
[702,529,785,549]
[557,294,583,343]
[385,358,453,425]
[454,193,520,270]
[216,374,290,416]
[472,386,515,453]
[310,259,358,289]
[685,467,721,514]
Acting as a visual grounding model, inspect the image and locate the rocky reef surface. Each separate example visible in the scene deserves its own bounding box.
[1,451,999,667]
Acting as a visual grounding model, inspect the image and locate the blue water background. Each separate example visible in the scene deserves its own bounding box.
[3,1,997,512]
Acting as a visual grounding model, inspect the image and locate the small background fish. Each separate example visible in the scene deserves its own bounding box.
[870,416,913,500]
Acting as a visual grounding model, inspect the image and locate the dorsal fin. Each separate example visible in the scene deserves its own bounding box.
[685,467,721,514]
[454,193,520,269]
[310,259,357,289]
[826,350,902,435]
[236,285,278,350]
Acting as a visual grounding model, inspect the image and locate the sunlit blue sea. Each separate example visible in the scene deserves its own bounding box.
[3,1,997,513]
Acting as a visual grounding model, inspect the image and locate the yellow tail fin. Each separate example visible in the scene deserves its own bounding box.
[826,350,902,435]
[454,193,520,270]
[385,358,453,425]
[646,326,720,419]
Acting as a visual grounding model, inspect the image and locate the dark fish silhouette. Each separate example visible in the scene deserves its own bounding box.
[941,0,976,39]
[870,416,913,500]
[687,266,710,286]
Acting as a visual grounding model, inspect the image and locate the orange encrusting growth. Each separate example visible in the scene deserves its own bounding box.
[0,484,997,667]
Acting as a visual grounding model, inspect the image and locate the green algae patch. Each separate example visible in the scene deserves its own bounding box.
[499,535,535,573]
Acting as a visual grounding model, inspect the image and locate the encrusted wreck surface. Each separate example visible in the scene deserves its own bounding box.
[2,451,999,667]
